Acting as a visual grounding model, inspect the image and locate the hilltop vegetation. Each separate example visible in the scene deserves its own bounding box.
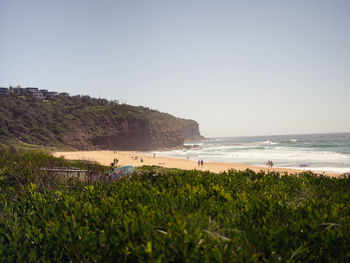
[0,94,201,150]
[0,149,349,262]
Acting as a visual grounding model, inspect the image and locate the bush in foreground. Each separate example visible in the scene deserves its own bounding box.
[0,151,350,262]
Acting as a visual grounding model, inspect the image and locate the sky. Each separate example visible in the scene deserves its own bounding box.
[1,0,349,137]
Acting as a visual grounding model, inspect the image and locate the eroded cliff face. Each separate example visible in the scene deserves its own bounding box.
[91,119,184,150]
[63,118,185,151]
[178,118,204,141]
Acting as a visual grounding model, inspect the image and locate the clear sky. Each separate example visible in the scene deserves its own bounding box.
[1,0,349,137]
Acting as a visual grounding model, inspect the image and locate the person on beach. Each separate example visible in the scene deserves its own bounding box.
[107,163,117,182]
[114,158,119,165]
[200,159,204,166]
[141,157,144,163]
[153,153,156,158]
[266,160,274,168]
[198,160,200,167]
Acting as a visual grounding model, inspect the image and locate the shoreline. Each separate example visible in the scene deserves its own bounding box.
[53,150,340,177]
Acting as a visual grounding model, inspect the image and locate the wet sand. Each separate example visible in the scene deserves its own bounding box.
[53,150,340,177]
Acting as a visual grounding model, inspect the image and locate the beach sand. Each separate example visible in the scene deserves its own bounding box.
[53,150,339,177]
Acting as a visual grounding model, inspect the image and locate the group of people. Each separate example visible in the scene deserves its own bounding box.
[198,159,204,167]
[130,156,143,162]
[266,160,274,168]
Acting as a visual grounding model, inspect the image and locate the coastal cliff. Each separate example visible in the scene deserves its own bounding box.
[0,94,203,150]
[178,118,204,141]
[65,116,185,150]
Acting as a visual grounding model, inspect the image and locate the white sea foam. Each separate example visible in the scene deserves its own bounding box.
[155,140,350,174]
[255,140,279,145]
[183,142,204,146]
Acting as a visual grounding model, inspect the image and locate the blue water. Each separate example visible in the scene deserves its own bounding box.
[155,133,350,174]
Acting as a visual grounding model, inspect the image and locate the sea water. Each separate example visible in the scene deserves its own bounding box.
[154,133,350,174]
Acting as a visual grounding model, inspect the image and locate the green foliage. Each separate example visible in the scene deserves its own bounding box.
[0,151,350,262]
[0,148,106,195]
[0,95,183,150]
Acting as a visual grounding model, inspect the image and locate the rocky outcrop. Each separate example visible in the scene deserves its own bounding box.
[178,118,204,141]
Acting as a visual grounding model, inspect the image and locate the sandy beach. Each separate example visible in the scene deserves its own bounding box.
[53,150,339,177]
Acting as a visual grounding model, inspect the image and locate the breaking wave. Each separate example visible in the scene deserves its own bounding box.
[155,133,350,174]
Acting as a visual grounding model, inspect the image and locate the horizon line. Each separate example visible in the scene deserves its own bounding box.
[205,131,350,139]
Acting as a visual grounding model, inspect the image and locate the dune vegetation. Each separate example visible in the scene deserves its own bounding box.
[0,149,349,262]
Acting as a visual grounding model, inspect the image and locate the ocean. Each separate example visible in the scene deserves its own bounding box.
[154,132,350,174]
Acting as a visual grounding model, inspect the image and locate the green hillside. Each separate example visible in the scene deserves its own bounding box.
[0,94,201,150]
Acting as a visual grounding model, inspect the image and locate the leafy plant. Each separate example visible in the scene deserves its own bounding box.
[0,151,349,262]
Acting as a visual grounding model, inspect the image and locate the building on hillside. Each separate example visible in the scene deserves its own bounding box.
[2,85,70,99]
[0,87,9,95]
[31,91,44,100]
[46,91,58,97]
[58,92,69,97]
[25,87,39,93]
[12,87,25,96]
[39,89,48,96]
